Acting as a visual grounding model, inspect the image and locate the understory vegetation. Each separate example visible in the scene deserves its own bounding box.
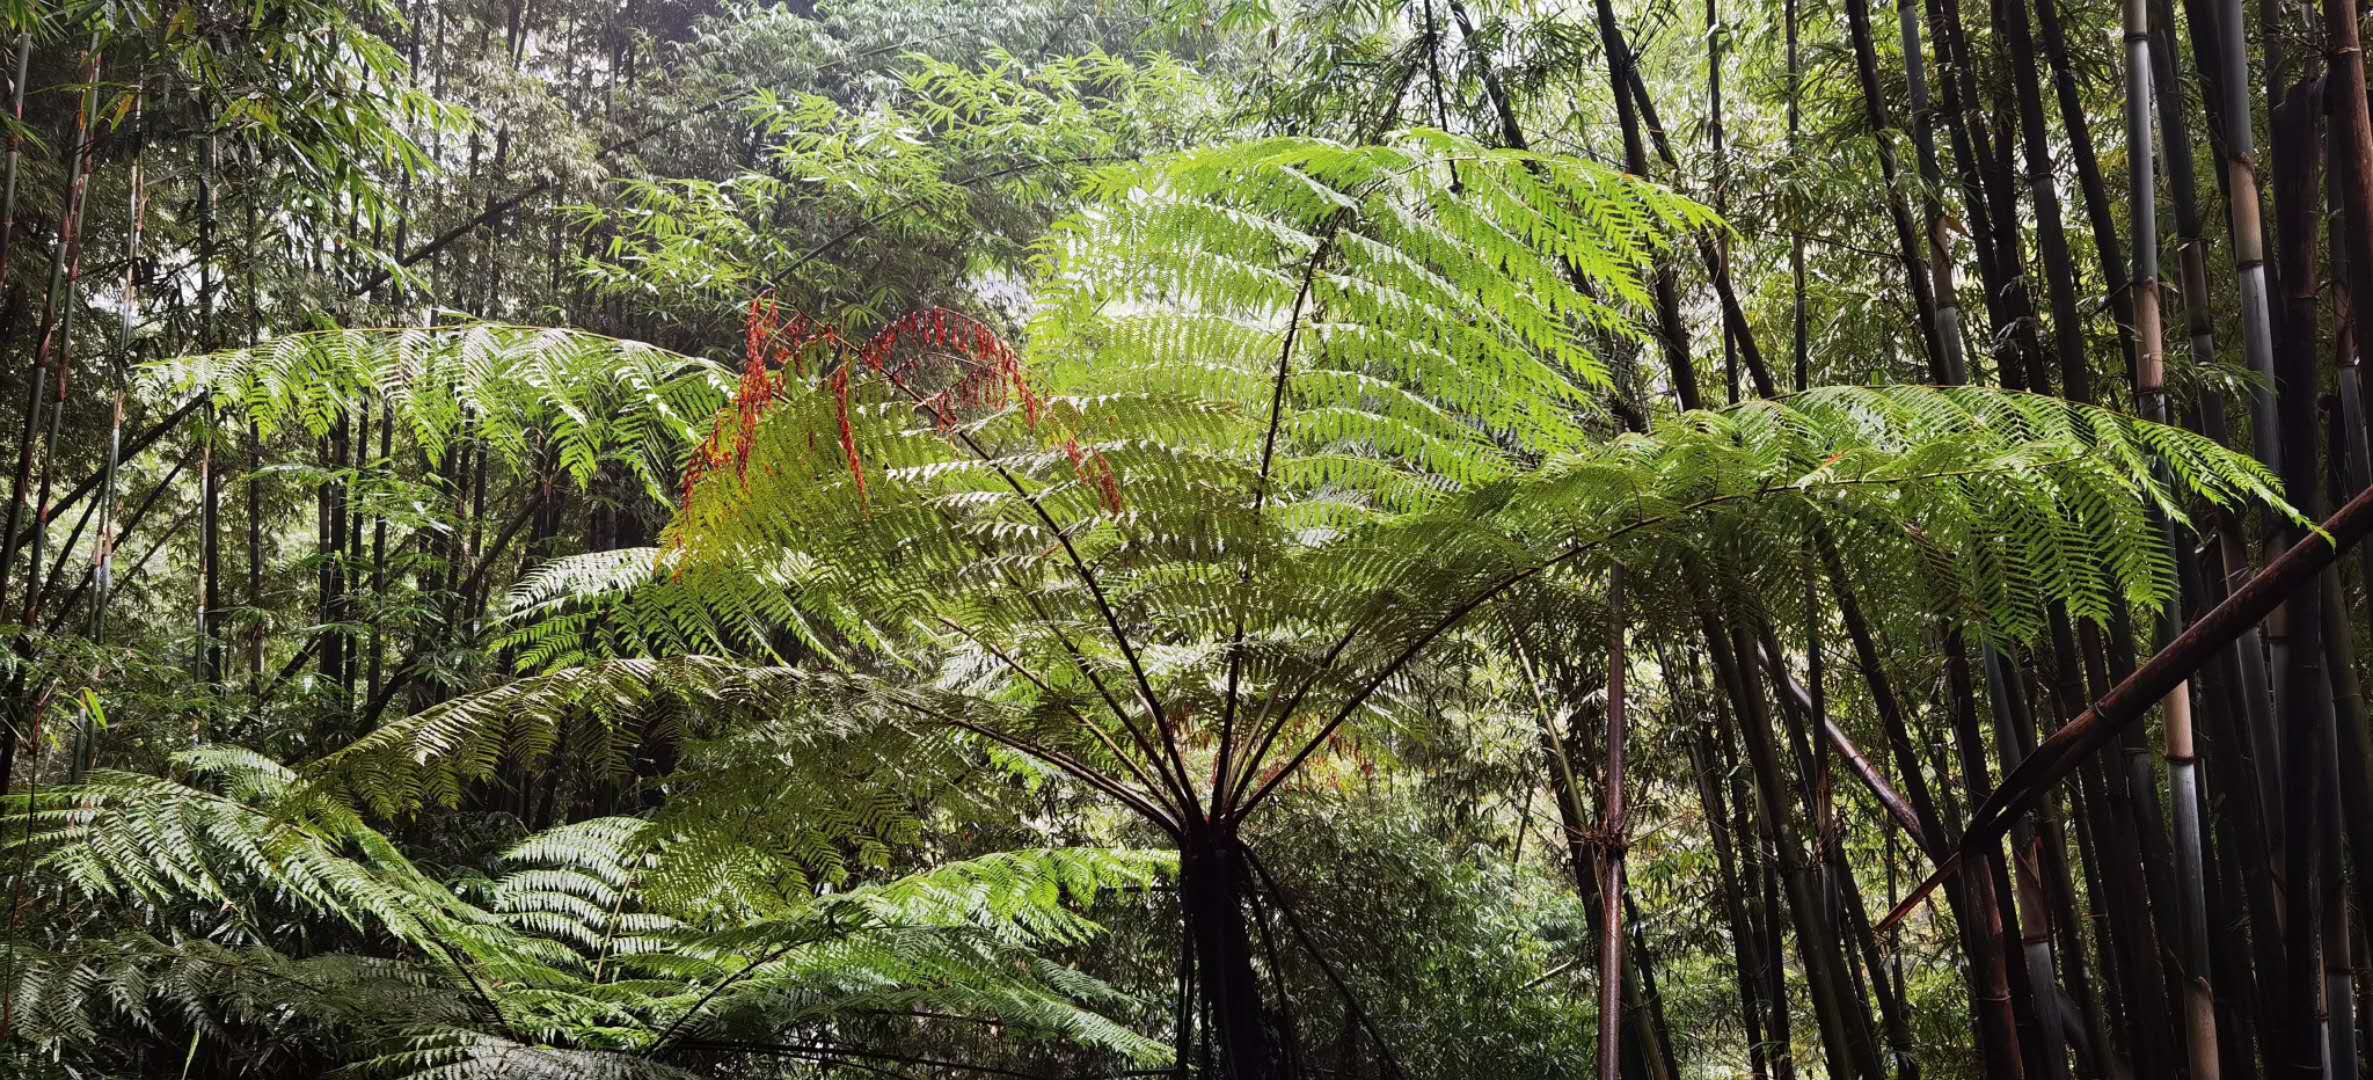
[0,0,2369,1078]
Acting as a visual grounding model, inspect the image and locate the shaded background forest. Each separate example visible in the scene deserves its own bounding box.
[0,0,2364,1078]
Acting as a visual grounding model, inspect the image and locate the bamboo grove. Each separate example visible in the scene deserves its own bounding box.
[5,0,2373,1077]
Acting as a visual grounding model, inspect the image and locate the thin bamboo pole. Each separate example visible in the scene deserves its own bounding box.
[1840,0,1953,382]
[1597,567,1628,1080]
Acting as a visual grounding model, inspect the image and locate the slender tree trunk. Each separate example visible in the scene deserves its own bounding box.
[1840,0,1952,382]
[2264,77,2327,1079]
[2033,0,2141,393]
[1,45,101,626]
[1598,568,1628,1080]
[2211,0,2284,471]
[198,132,221,687]
[1590,0,1698,410]
[2122,1,2219,1071]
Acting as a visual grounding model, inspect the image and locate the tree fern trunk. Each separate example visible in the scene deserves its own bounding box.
[1180,826,1274,1080]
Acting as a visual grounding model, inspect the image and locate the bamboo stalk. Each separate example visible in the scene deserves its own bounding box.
[2121,0,2219,1070]
[198,128,220,686]
[1696,589,1887,1079]
[1597,567,1628,1080]
[1818,537,2028,1076]
[1886,471,2373,928]
[2212,0,2285,472]
[1839,0,1953,382]
[1787,0,1807,391]
[1589,0,1698,410]
[1893,0,1967,384]
[0,31,28,301]
[2268,77,2329,1078]
[1929,0,2052,392]
[0,43,101,626]
[2000,0,2100,405]
[1678,670,1776,1080]
[2032,0,2141,393]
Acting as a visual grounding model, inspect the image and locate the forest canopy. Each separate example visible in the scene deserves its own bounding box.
[0,0,2367,1078]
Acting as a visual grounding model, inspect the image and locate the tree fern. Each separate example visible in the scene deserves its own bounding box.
[452,133,2302,848]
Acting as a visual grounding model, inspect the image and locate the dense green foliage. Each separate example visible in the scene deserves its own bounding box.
[0,0,2368,1078]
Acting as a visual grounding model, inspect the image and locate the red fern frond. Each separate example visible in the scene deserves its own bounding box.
[831,365,865,503]
[681,302,1118,528]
